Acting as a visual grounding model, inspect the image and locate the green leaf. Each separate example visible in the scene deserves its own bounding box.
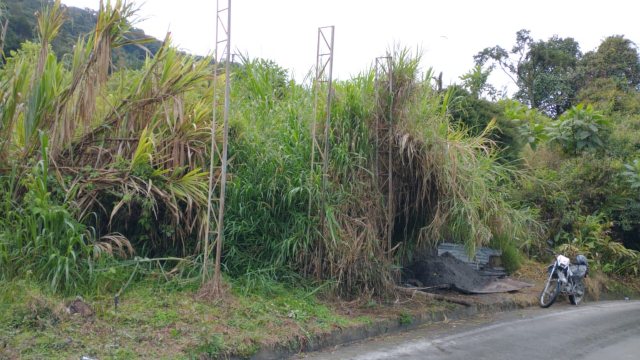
[577,130,591,140]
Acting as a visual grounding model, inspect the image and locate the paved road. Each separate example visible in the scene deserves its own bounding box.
[300,301,640,360]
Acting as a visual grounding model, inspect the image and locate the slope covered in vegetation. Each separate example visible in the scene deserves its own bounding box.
[0,0,638,302]
[0,1,544,297]
[1,1,640,358]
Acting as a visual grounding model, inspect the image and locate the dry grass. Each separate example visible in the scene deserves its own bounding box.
[584,271,605,300]
[295,49,544,298]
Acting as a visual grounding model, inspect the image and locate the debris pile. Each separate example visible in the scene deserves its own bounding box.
[405,245,532,294]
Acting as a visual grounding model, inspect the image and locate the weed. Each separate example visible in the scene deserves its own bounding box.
[235,339,260,357]
[191,334,225,358]
[398,311,412,326]
[151,309,179,328]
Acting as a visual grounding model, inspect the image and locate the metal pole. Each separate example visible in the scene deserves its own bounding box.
[307,28,322,233]
[307,26,335,240]
[375,56,394,257]
[374,58,381,184]
[203,0,221,282]
[203,0,231,285]
[212,0,232,291]
[320,26,335,220]
[387,56,394,259]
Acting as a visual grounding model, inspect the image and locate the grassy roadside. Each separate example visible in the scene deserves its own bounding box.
[0,278,450,359]
[1,261,638,359]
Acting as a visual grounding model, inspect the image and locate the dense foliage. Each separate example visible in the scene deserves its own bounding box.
[476,30,640,119]
[1,0,162,67]
[0,2,638,298]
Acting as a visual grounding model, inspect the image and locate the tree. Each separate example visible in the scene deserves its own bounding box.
[578,35,640,91]
[474,29,532,97]
[459,64,497,100]
[576,77,640,114]
[475,30,582,118]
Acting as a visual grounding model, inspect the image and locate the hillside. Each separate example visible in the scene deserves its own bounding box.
[1,1,639,357]
[1,0,162,67]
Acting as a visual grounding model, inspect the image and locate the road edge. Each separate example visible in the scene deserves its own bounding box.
[230,294,537,360]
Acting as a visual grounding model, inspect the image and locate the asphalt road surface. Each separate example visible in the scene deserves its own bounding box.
[299,301,640,360]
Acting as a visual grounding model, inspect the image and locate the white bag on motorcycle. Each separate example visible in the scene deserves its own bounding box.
[557,255,570,267]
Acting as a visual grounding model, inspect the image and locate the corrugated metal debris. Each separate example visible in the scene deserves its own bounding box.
[410,242,533,294]
[438,242,506,277]
[437,242,502,268]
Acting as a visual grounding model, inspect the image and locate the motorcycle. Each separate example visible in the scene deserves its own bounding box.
[539,254,588,308]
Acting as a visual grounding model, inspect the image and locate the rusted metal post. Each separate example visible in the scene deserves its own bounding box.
[203,0,231,289]
[308,26,335,239]
[375,56,394,258]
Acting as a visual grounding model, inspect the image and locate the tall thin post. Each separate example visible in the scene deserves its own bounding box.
[375,56,394,259]
[387,57,394,259]
[213,0,232,292]
[203,0,231,291]
[0,19,8,54]
[308,26,335,240]
[321,27,335,220]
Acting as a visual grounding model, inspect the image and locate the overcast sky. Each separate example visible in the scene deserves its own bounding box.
[60,0,640,92]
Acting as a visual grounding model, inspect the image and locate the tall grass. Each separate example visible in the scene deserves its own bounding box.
[223,58,314,278]
[0,1,544,297]
[221,51,543,297]
[382,51,543,262]
[0,133,96,292]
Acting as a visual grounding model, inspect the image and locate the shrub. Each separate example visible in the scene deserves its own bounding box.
[548,104,611,155]
[491,235,523,273]
[0,134,95,292]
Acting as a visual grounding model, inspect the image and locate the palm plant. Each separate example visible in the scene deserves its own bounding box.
[0,0,217,292]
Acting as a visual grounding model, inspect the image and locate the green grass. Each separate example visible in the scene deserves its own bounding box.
[0,278,370,359]
[398,311,413,326]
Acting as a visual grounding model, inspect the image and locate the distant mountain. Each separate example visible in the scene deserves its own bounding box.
[2,0,163,68]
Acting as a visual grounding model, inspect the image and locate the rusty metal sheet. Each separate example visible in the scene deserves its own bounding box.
[466,278,533,294]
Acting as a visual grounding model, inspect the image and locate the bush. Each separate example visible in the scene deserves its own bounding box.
[490,235,523,273]
[554,213,639,275]
[0,135,96,293]
[548,104,611,155]
[516,127,640,274]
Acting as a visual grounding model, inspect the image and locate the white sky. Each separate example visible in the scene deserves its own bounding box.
[60,0,640,92]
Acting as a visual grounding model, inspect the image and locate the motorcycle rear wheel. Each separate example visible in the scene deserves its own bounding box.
[540,278,560,308]
[569,281,585,305]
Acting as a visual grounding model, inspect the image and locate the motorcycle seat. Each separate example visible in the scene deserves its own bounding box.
[569,264,588,278]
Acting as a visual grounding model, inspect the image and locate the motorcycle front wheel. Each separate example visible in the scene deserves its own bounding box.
[540,277,560,308]
[569,281,585,305]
